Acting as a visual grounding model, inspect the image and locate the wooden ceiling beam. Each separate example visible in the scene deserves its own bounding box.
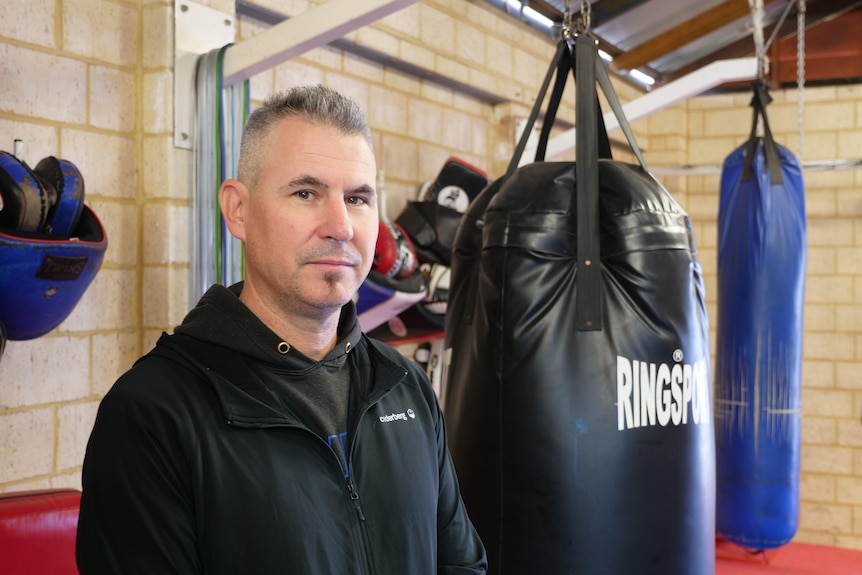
[659,0,862,85]
[609,0,781,72]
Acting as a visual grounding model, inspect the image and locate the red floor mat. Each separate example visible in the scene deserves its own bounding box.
[716,538,862,574]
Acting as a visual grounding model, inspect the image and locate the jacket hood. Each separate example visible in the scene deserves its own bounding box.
[174,282,363,371]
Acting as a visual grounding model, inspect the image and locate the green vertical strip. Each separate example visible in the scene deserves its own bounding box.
[240,79,249,280]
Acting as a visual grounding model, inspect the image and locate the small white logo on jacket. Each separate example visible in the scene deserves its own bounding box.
[379,409,415,423]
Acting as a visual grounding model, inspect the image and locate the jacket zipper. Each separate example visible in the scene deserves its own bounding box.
[342,371,406,575]
[343,399,373,524]
[346,478,365,520]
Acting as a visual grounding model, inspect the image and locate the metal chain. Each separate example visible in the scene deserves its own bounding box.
[576,0,591,34]
[797,0,806,161]
[749,0,767,79]
[561,0,573,37]
[561,0,591,37]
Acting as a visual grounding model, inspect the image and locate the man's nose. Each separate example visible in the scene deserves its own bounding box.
[321,197,354,241]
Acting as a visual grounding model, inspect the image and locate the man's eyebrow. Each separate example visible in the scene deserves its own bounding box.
[284,176,374,197]
[287,174,327,189]
[350,184,376,196]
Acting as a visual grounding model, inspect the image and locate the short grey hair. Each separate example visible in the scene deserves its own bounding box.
[236,84,373,189]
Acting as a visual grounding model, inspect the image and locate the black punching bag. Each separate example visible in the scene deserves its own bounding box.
[442,35,715,574]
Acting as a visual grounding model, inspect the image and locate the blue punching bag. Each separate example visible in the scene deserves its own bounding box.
[715,80,806,549]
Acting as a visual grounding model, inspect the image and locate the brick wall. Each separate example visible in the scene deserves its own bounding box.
[0,0,860,552]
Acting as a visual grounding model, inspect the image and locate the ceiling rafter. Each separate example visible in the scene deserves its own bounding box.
[662,0,862,84]
[609,0,782,73]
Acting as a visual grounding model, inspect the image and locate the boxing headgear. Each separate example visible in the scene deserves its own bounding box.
[0,151,107,341]
[0,152,86,237]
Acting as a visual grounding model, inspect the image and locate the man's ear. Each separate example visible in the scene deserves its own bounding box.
[219,179,249,241]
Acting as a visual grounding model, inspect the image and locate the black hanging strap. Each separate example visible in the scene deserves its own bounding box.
[743,80,783,185]
[575,34,602,331]
[535,46,571,162]
[572,34,654,330]
[505,41,567,180]
[593,49,647,171]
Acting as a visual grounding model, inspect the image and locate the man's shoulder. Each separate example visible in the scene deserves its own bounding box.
[108,333,223,402]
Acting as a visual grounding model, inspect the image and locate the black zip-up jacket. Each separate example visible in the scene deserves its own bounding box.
[76,285,486,574]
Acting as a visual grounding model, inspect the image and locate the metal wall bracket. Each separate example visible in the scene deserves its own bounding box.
[173,0,236,150]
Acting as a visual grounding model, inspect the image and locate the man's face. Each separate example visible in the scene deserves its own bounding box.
[238,116,378,319]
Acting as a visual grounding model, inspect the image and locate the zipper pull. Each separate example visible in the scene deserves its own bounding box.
[346,479,366,521]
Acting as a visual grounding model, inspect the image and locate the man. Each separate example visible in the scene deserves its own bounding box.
[76,85,487,574]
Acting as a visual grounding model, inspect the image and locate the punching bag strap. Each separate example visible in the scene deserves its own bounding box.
[505,41,568,180]
[535,45,572,162]
[593,49,648,171]
[539,41,614,164]
[537,39,614,162]
[574,34,602,331]
[743,80,783,185]
[571,33,652,330]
